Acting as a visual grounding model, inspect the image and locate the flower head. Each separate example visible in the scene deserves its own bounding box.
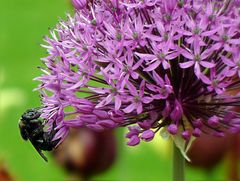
[37,0,240,147]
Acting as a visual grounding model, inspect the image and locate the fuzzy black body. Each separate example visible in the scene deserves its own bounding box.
[19,108,58,162]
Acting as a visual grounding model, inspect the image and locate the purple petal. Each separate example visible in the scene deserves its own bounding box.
[53,126,69,142]
[194,62,201,78]
[132,59,143,70]
[138,119,153,129]
[103,22,117,37]
[63,119,83,127]
[72,0,87,9]
[96,94,113,108]
[201,49,214,60]
[200,74,211,84]
[162,60,170,69]
[166,52,179,60]
[136,103,143,114]
[126,81,138,96]
[201,28,218,36]
[97,120,117,128]
[211,43,222,50]
[162,101,171,117]
[179,61,194,68]
[135,52,156,60]
[177,28,192,36]
[153,71,164,85]
[141,130,155,142]
[170,100,183,121]
[89,87,108,94]
[115,96,122,110]
[93,110,109,119]
[199,61,215,68]
[142,96,153,103]
[126,126,140,138]
[144,61,161,71]
[228,39,240,44]
[181,49,194,60]
[131,71,139,79]
[123,103,136,113]
[127,135,140,146]
[223,112,236,123]
[66,81,84,90]
[221,56,235,67]
[80,114,97,123]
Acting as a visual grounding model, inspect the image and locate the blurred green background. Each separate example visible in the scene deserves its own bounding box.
[0,0,234,180]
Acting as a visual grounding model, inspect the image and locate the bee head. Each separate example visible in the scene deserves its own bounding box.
[21,108,41,121]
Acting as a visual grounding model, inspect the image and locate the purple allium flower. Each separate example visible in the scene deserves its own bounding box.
[36,0,240,147]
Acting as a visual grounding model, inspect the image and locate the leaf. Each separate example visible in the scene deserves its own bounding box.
[159,128,170,140]
[172,135,195,162]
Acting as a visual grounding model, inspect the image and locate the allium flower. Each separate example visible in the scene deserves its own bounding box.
[36,0,240,150]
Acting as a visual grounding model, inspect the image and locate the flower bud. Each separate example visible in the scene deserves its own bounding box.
[181,130,190,140]
[141,130,155,142]
[192,128,201,137]
[167,124,178,135]
[208,115,219,126]
[188,133,235,169]
[127,135,140,146]
[53,128,117,179]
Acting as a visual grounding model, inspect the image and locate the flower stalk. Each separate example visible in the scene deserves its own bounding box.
[173,143,185,181]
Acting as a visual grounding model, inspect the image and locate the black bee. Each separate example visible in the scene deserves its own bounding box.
[19,108,59,162]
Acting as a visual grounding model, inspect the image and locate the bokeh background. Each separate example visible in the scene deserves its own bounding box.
[0,0,239,180]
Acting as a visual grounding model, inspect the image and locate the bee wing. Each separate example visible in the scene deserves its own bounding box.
[28,138,48,162]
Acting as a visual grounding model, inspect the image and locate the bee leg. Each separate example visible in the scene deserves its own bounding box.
[45,121,58,141]
[42,121,60,150]
[49,121,57,137]
[29,119,41,124]
[36,139,44,143]
[41,133,55,151]
[50,121,61,147]
[31,125,44,138]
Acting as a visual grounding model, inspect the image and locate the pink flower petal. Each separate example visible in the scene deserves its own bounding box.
[199,61,215,68]
[181,49,194,60]
[194,62,201,78]
[144,61,161,71]
[123,103,136,113]
[179,61,194,68]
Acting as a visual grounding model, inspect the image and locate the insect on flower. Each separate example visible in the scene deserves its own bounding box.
[19,108,59,162]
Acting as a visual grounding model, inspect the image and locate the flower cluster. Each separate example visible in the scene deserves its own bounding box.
[36,0,240,146]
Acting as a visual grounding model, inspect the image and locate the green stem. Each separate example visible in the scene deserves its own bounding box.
[173,143,185,181]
